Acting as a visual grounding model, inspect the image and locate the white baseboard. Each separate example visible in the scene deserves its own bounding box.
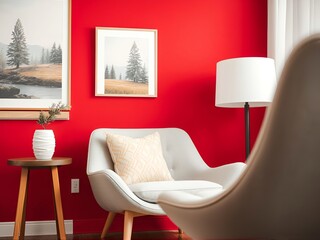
[0,220,73,237]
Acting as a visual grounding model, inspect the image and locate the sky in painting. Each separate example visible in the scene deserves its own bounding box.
[104,37,149,68]
[0,0,63,48]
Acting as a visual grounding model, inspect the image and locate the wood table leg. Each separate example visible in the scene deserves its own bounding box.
[20,186,28,240]
[51,166,66,240]
[13,167,29,240]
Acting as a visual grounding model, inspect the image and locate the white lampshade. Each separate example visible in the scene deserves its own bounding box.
[215,57,277,108]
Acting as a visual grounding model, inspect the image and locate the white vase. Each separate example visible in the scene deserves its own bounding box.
[32,129,55,160]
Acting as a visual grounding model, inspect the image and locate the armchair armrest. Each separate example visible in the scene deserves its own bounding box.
[195,162,246,189]
[88,169,164,214]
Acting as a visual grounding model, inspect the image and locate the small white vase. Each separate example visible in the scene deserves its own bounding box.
[32,129,55,160]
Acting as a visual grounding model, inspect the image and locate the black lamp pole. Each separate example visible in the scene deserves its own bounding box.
[244,102,250,160]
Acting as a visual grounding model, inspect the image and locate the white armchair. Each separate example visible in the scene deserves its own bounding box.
[87,128,245,239]
[158,35,320,239]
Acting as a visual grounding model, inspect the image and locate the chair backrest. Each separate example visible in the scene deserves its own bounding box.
[245,34,320,236]
[175,34,320,239]
[87,128,208,180]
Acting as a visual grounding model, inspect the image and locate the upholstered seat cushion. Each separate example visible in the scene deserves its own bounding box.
[129,180,223,203]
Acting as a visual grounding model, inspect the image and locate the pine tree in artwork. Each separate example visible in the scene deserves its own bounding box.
[57,45,62,63]
[125,41,143,82]
[6,19,29,69]
[41,48,45,64]
[50,43,58,64]
[45,49,50,63]
[140,64,148,84]
[0,49,6,71]
[105,65,110,79]
[49,43,62,64]
[110,65,116,79]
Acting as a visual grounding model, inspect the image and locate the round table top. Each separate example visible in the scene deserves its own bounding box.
[7,157,72,167]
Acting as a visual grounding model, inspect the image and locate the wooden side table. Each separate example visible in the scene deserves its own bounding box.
[8,157,72,240]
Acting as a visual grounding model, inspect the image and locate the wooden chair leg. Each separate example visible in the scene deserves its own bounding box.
[101,212,116,239]
[123,211,144,240]
[123,211,134,240]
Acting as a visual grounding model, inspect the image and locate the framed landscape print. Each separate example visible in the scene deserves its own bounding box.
[95,27,157,97]
[0,0,71,115]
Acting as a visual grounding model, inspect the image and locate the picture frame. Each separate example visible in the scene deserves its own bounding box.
[0,0,71,119]
[95,27,157,97]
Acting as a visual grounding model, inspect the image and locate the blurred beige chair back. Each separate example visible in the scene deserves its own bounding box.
[158,34,320,240]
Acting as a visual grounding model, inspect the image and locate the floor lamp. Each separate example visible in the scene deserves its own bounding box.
[215,57,276,160]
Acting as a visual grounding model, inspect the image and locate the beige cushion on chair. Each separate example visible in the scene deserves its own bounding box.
[129,180,223,203]
[106,132,174,184]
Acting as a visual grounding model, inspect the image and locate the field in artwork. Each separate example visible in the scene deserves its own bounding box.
[105,79,148,95]
[17,64,62,81]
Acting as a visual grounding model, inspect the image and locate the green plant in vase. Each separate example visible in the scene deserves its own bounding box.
[37,102,66,129]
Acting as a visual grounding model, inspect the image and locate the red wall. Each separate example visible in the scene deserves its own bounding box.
[0,0,267,234]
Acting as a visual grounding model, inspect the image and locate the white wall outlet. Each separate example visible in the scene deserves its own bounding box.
[71,179,79,193]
